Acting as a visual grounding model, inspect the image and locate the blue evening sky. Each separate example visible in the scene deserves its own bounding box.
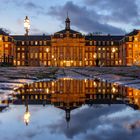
[1,0,140,35]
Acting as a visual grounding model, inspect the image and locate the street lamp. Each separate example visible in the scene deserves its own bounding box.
[24,16,30,66]
[24,104,31,126]
[24,16,30,36]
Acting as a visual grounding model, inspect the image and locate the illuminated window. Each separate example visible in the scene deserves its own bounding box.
[129,37,132,41]
[17,61,20,66]
[35,53,38,58]
[22,41,24,45]
[102,48,105,51]
[35,41,38,45]
[31,41,34,45]
[73,34,76,37]
[39,53,42,59]
[98,48,101,51]
[5,36,8,42]
[60,34,63,38]
[30,53,33,58]
[40,41,42,45]
[17,47,20,51]
[22,47,25,51]
[5,44,8,48]
[111,41,114,45]
[44,41,47,45]
[0,37,2,41]
[22,53,25,59]
[90,41,92,45]
[135,37,138,41]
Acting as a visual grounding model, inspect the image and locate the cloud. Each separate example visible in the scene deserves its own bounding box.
[84,0,140,25]
[47,1,125,34]
[48,105,140,140]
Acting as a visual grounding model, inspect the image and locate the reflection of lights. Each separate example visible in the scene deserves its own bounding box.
[46,48,49,52]
[135,99,138,103]
[24,105,31,126]
[112,86,116,93]
[93,81,97,87]
[112,48,116,53]
[93,54,96,58]
[46,88,49,94]
[52,82,54,86]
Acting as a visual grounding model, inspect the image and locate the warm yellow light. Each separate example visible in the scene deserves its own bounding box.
[112,48,116,53]
[112,86,116,93]
[24,111,31,125]
[93,53,96,58]
[52,55,54,58]
[46,88,49,94]
[93,81,97,87]
[46,48,49,52]
[24,16,30,30]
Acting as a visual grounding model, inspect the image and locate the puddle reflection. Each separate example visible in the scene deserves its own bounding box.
[0,78,140,140]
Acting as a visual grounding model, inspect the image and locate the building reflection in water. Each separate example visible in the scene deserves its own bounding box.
[8,78,140,126]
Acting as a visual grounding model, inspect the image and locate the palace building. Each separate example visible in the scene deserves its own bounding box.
[0,16,140,67]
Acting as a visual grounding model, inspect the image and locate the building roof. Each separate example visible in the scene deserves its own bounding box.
[126,29,139,36]
[55,29,81,35]
[0,28,9,36]
[85,35,124,41]
[12,35,51,41]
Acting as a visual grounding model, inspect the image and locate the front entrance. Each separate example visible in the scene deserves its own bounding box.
[66,61,71,67]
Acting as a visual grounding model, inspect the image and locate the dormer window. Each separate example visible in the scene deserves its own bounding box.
[73,34,76,38]
[35,41,38,45]
[90,41,92,45]
[22,41,24,45]
[111,41,114,45]
[60,34,63,38]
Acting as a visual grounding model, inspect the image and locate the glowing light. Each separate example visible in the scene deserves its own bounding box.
[24,106,31,126]
[46,48,49,52]
[112,48,116,53]
[24,16,30,31]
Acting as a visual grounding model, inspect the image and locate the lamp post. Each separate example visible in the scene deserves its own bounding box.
[24,104,31,126]
[24,16,30,66]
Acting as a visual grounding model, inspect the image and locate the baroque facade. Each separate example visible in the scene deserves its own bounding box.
[0,16,140,67]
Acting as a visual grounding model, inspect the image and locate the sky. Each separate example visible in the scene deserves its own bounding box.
[1,0,140,35]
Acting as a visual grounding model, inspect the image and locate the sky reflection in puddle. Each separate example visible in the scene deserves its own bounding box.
[0,78,140,140]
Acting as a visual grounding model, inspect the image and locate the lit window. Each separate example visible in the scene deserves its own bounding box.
[22,48,25,51]
[129,37,132,41]
[17,61,20,66]
[44,41,47,45]
[135,37,138,41]
[60,34,63,38]
[22,41,24,45]
[73,34,76,37]
[0,37,2,41]
[90,41,92,45]
[5,44,8,48]
[35,41,38,45]
[40,41,42,45]
[111,41,114,45]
